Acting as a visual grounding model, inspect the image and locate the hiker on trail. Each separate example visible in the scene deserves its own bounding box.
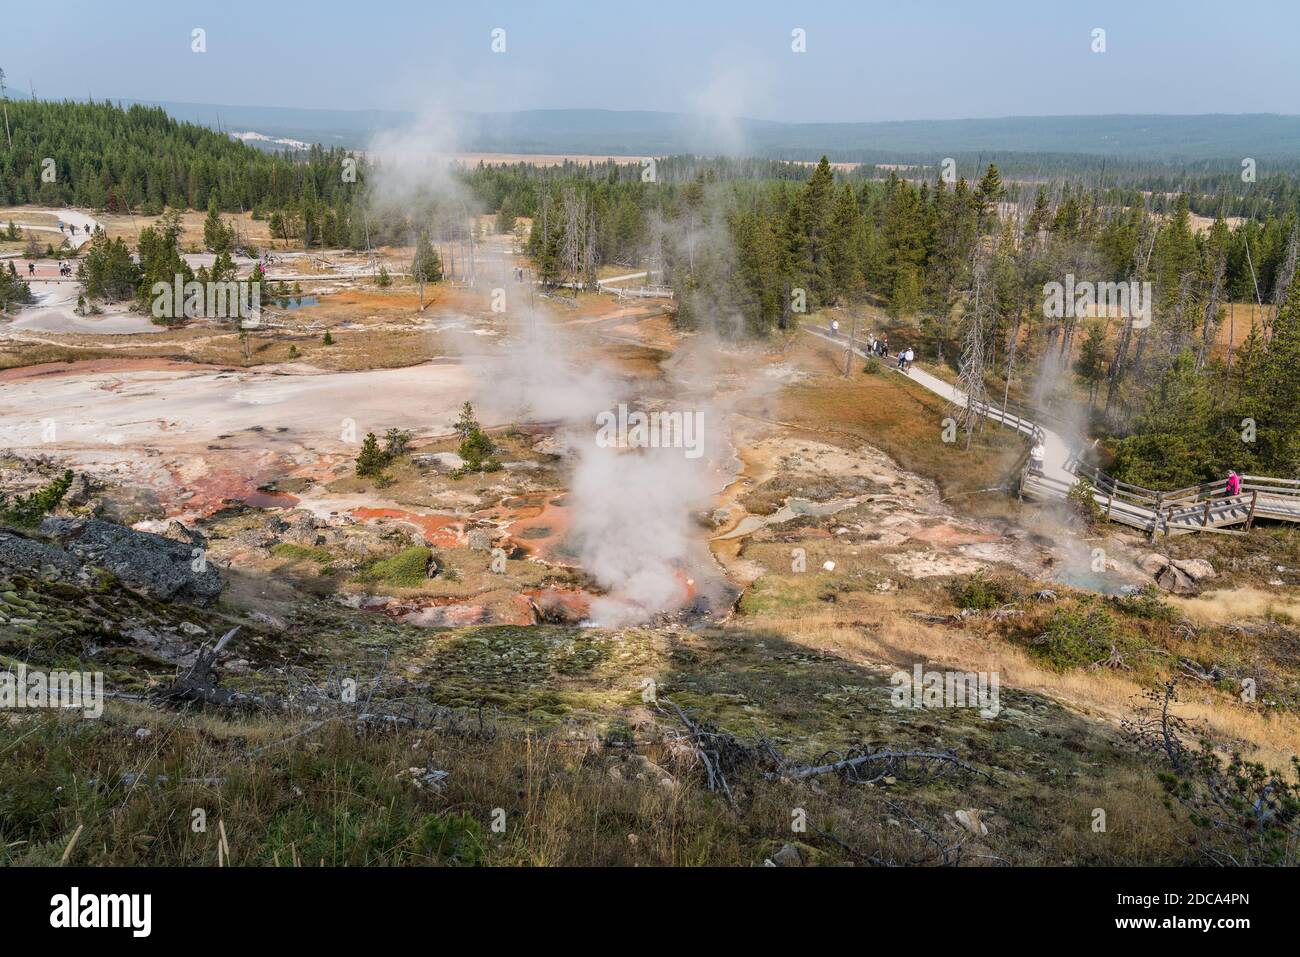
[878,333,889,357]
[27,262,34,276]
[1227,470,1242,496]
[896,347,908,371]
[1029,439,1047,474]
[905,347,914,369]
[830,318,840,336]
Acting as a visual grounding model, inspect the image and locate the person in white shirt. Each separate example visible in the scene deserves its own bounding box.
[1029,440,1046,473]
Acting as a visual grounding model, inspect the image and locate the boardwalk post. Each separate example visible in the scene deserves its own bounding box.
[1202,499,1212,527]
[1246,490,1258,531]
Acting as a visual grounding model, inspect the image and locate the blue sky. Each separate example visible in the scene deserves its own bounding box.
[5,0,1296,121]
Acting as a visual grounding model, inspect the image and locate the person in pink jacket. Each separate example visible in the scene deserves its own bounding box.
[1226,471,1242,496]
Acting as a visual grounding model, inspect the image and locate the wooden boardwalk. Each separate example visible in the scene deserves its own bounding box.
[803,324,1300,537]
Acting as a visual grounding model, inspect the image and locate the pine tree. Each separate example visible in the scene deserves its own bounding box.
[1243,269,1300,474]
[802,157,837,306]
[411,230,442,309]
[1074,322,1109,409]
[974,164,1005,230]
[355,433,388,478]
[828,183,864,303]
[1112,351,1221,488]
[78,234,142,302]
[455,401,480,439]
[495,199,516,235]
[203,197,232,253]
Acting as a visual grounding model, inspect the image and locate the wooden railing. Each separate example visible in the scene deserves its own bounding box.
[997,407,1300,535]
[806,323,1300,536]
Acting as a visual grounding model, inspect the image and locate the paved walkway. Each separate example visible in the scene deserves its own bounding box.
[10,208,100,250]
[802,323,1300,536]
[803,323,1075,487]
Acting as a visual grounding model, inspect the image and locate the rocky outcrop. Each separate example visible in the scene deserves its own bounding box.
[1139,553,1215,594]
[0,529,83,580]
[159,520,207,549]
[39,517,223,605]
[275,511,325,547]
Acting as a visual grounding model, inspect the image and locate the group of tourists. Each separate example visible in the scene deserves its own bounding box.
[827,321,914,370]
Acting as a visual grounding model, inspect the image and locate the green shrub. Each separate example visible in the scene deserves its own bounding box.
[271,543,331,564]
[0,470,74,528]
[951,571,1015,611]
[414,811,485,866]
[1067,478,1103,525]
[1028,599,1135,671]
[355,432,388,478]
[458,428,499,471]
[1111,586,1178,622]
[356,547,431,587]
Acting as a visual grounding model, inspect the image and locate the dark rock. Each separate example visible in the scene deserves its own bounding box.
[281,515,324,547]
[63,473,94,507]
[160,520,207,549]
[1155,563,1196,594]
[39,517,223,605]
[0,529,82,580]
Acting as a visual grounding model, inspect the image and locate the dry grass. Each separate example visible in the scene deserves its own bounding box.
[779,335,1025,515]
[744,585,1300,774]
[1170,587,1300,626]
[92,209,277,251]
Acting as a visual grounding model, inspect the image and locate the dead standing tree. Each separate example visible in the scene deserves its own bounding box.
[1196,248,1226,370]
[561,187,586,298]
[956,255,993,449]
[583,205,599,292]
[1104,215,1157,421]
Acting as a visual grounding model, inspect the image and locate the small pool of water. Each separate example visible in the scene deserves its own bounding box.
[1052,568,1140,596]
[243,490,299,509]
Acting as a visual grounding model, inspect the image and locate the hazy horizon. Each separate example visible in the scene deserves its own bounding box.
[6,0,1299,124]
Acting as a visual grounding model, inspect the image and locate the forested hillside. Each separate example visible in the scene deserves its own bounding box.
[0,99,354,215]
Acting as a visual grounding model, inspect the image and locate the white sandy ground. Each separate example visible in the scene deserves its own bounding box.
[0,358,511,517]
[0,209,161,335]
[9,208,99,249]
[4,294,160,335]
[0,361,484,456]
